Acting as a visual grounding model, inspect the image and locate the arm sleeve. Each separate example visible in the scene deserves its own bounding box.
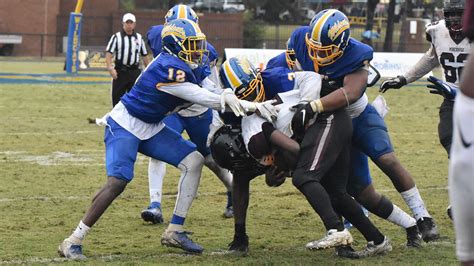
[293,71,322,102]
[106,34,117,54]
[403,45,440,84]
[201,75,223,94]
[158,82,222,110]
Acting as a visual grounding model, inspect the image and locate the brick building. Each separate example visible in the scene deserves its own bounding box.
[0,0,243,57]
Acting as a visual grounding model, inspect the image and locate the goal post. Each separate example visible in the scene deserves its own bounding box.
[65,0,84,73]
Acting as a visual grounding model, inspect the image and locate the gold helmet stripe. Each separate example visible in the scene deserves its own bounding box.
[178,5,186,19]
[312,9,337,42]
[223,61,242,89]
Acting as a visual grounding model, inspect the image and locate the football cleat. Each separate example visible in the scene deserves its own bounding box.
[417,217,440,242]
[352,237,392,258]
[405,225,422,248]
[141,207,164,224]
[228,234,249,256]
[335,245,357,258]
[447,205,453,220]
[161,230,204,254]
[58,239,86,260]
[223,206,234,218]
[306,229,353,250]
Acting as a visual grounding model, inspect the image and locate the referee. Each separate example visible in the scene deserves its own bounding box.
[105,13,150,107]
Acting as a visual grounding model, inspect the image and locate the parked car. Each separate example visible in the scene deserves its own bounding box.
[192,0,223,12]
[223,0,245,13]
[300,7,316,20]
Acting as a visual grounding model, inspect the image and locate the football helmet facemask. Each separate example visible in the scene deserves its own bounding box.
[443,0,464,33]
[220,57,265,102]
[161,19,208,69]
[165,4,199,24]
[306,9,350,66]
[285,38,297,70]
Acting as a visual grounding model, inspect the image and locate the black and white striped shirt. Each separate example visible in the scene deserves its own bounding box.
[106,30,148,67]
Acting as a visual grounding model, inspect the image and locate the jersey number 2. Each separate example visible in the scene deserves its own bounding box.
[440,53,468,83]
[168,68,186,82]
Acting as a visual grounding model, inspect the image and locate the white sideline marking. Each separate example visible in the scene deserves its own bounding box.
[0,130,97,136]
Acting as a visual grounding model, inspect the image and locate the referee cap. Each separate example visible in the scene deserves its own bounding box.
[122,13,136,23]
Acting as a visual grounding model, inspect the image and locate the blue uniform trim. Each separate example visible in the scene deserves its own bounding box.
[171,214,186,225]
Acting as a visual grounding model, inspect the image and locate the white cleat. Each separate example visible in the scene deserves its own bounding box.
[353,236,392,258]
[306,229,353,250]
[58,239,86,260]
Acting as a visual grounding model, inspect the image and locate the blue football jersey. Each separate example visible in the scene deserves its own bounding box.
[261,67,295,100]
[265,52,288,70]
[147,25,164,58]
[292,26,373,96]
[121,53,201,124]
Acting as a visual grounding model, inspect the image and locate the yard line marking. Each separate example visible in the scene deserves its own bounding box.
[0,186,448,203]
[0,249,251,264]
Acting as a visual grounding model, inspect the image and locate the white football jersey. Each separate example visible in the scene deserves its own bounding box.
[426,20,472,86]
[241,90,300,151]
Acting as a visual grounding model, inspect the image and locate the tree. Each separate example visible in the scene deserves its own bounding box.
[364,0,379,47]
[398,0,413,52]
[383,0,396,51]
[262,0,300,23]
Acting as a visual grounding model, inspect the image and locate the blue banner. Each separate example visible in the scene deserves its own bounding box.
[65,12,83,73]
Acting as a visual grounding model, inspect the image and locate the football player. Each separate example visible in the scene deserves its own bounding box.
[57,19,277,259]
[267,26,423,247]
[142,4,234,224]
[380,0,471,220]
[216,57,392,259]
[449,2,474,264]
[288,9,438,244]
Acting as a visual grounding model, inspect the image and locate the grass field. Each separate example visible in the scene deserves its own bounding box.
[0,60,456,264]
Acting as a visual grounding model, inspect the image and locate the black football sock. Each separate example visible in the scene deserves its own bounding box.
[334,193,384,245]
[298,181,344,231]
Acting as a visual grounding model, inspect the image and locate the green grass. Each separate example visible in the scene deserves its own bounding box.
[0,61,456,264]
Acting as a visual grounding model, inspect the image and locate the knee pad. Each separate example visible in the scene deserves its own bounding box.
[178,151,204,172]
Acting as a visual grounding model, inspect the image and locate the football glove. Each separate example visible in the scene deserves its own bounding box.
[290,102,316,140]
[379,75,407,93]
[220,89,246,117]
[239,100,280,122]
[427,75,457,100]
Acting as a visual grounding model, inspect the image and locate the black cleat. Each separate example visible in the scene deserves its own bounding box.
[406,225,422,248]
[447,205,453,220]
[228,234,249,256]
[335,245,357,259]
[417,217,440,242]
